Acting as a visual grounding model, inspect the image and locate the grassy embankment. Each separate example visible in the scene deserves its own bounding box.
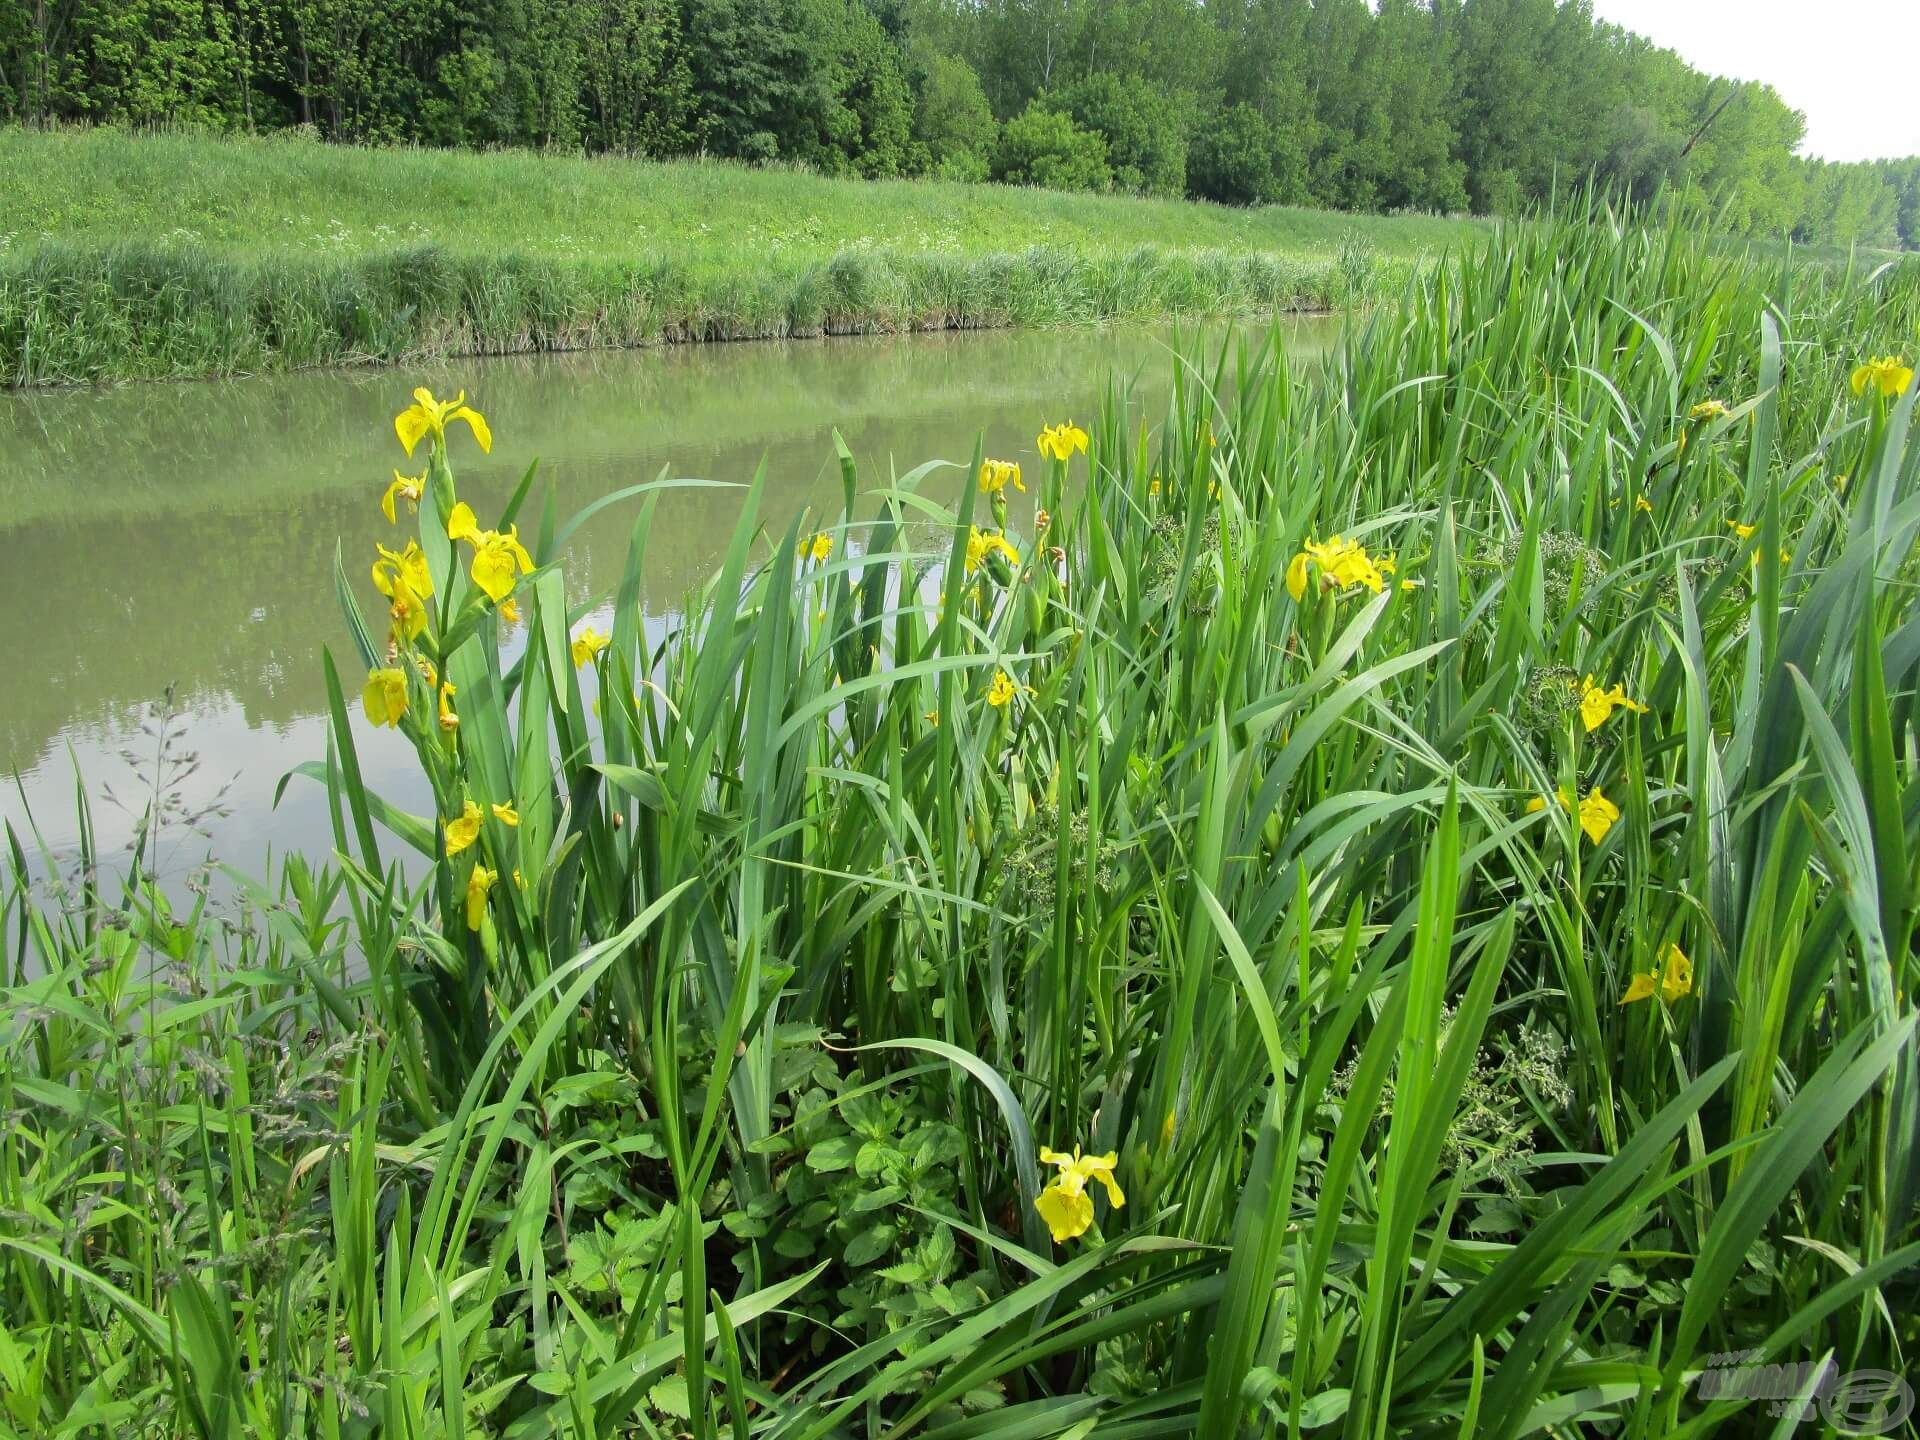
[0,127,1481,385]
[4,211,1920,1435]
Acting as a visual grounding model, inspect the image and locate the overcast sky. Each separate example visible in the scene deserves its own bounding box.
[1587,0,1920,163]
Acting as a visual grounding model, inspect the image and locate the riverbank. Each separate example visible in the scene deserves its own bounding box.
[0,128,1482,385]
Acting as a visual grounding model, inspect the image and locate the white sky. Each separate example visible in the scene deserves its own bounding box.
[1587,0,1920,163]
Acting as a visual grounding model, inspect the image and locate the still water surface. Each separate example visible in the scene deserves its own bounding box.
[1,320,1334,882]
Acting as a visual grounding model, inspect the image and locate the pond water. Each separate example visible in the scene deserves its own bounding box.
[0,319,1335,886]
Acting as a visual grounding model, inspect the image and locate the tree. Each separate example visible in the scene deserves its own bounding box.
[911,47,995,179]
[1188,101,1279,206]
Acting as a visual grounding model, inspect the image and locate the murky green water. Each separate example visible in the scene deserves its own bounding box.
[1,320,1334,880]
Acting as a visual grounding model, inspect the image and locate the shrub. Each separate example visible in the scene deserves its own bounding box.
[1059,72,1188,198]
[992,101,1110,193]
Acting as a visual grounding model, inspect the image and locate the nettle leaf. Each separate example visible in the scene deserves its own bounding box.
[923,1224,957,1280]
[844,1221,896,1267]
[649,1376,691,1420]
[878,1260,927,1285]
[807,1137,859,1171]
[855,1141,902,1178]
[852,1184,907,1213]
[722,1210,768,1238]
[774,1230,816,1259]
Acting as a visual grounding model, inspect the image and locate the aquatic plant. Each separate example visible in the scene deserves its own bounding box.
[3,204,1920,1437]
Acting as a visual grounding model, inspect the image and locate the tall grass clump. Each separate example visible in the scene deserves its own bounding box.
[0,240,1357,386]
[5,206,1920,1437]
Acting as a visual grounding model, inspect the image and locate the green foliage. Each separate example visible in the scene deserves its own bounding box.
[1058,71,1187,198]
[909,47,995,181]
[1,0,1915,244]
[992,101,1110,192]
[1188,100,1284,206]
[5,204,1920,1435]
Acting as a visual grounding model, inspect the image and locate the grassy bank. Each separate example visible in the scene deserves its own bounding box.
[0,128,1480,385]
[7,212,1920,1436]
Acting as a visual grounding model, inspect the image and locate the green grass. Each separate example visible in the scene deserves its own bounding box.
[0,127,1481,385]
[5,207,1920,1437]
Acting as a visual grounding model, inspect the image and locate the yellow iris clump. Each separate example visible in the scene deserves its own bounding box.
[1622,942,1692,1004]
[1035,1145,1125,1243]
[1688,399,1730,422]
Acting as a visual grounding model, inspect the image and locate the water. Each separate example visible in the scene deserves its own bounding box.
[0,320,1334,884]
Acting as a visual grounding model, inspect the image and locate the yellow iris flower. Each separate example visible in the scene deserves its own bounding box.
[1689,399,1730,422]
[449,502,535,604]
[1851,356,1914,399]
[395,387,492,458]
[979,458,1025,495]
[1526,785,1620,844]
[1286,535,1389,600]
[985,670,1018,707]
[798,532,834,563]
[382,469,425,523]
[1574,675,1649,733]
[571,626,610,668]
[1037,422,1089,462]
[965,526,1021,576]
[1035,1145,1125,1243]
[362,668,409,727]
[1622,942,1692,1004]
[372,540,432,601]
[1728,521,1757,540]
[465,865,496,931]
[446,800,483,856]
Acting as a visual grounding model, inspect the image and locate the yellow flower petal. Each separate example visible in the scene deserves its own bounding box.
[571,626,610,668]
[362,668,408,727]
[465,865,496,931]
[1035,1183,1094,1243]
[1659,941,1692,1001]
[449,502,481,544]
[1620,971,1657,1004]
[445,801,483,856]
[1577,787,1619,845]
[453,404,492,453]
[395,404,432,457]
[1286,550,1310,601]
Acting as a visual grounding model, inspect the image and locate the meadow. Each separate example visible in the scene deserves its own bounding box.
[4,206,1920,1438]
[0,128,1478,386]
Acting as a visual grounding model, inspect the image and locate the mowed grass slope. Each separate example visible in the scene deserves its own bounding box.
[0,127,1481,265]
[0,128,1483,385]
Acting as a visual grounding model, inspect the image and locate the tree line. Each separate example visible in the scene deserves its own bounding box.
[3,0,1915,250]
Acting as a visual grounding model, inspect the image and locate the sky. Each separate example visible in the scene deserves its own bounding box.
[1587,0,1920,163]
